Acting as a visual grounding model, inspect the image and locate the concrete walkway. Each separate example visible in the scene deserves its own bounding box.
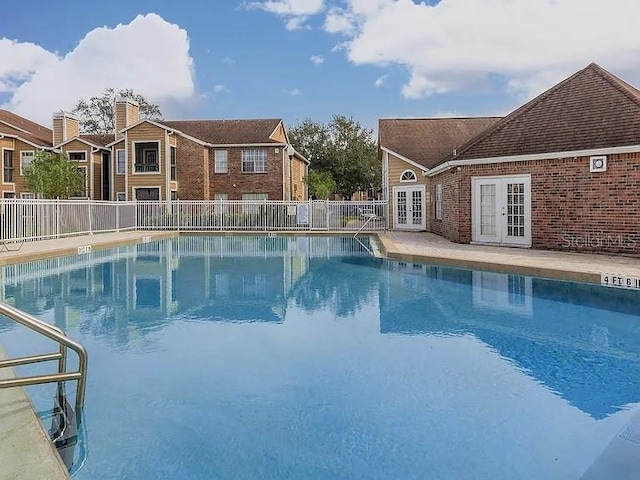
[0,347,70,480]
[378,231,640,284]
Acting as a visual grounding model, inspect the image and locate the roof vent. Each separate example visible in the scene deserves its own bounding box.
[590,155,607,173]
[452,149,457,157]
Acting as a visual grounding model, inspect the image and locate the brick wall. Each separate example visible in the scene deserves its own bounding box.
[432,152,640,255]
[429,170,461,242]
[175,136,207,200]
[209,146,284,200]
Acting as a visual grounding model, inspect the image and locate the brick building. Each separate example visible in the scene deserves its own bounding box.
[0,99,308,202]
[379,63,640,255]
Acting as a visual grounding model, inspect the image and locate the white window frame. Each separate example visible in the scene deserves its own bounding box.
[132,186,162,201]
[67,150,88,162]
[20,192,35,199]
[20,151,35,175]
[400,169,418,183]
[215,150,228,173]
[117,192,126,201]
[241,149,267,173]
[2,148,14,184]
[132,140,161,175]
[170,146,177,181]
[116,149,126,175]
[435,184,443,220]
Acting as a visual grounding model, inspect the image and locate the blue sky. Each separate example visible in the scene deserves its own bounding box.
[1,1,639,131]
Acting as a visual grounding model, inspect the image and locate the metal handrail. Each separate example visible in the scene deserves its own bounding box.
[0,302,88,417]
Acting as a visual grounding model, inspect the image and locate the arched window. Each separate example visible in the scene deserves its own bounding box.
[400,169,417,183]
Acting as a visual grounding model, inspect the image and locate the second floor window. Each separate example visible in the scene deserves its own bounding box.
[134,142,159,173]
[215,150,228,173]
[68,152,86,162]
[116,150,125,174]
[3,150,13,183]
[20,151,35,174]
[170,146,177,181]
[242,149,267,173]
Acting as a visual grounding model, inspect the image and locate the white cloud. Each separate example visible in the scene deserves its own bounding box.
[213,84,230,93]
[310,55,325,64]
[1,13,196,125]
[222,57,236,65]
[373,74,388,87]
[249,0,324,30]
[288,88,302,96]
[249,0,324,16]
[261,0,640,102]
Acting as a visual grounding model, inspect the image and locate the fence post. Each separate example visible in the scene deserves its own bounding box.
[88,201,93,235]
[325,200,330,232]
[56,198,60,239]
[116,202,120,232]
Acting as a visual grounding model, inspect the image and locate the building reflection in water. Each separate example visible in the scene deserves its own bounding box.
[1,240,640,420]
[379,261,640,420]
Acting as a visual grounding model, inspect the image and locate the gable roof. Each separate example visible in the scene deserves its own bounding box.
[448,63,640,162]
[0,109,52,147]
[79,134,114,148]
[378,117,501,170]
[161,119,284,145]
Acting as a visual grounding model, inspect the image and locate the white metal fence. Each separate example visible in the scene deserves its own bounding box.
[0,199,387,242]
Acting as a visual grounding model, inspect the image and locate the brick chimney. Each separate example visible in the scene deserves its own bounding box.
[52,111,79,145]
[115,97,140,139]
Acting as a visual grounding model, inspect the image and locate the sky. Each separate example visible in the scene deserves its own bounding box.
[1,0,640,131]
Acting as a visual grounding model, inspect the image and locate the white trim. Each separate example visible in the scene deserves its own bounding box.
[0,120,33,135]
[399,169,418,183]
[214,149,228,174]
[66,150,88,162]
[106,137,125,148]
[131,140,161,175]
[132,185,162,201]
[435,183,443,220]
[1,147,15,185]
[119,118,169,134]
[20,192,35,199]
[124,132,128,198]
[428,144,640,177]
[176,131,210,147]
[381,146,429,173]
[210,142,286,148]
[268,121,283,142]
[0,134,49,149]
[54,136,109,151]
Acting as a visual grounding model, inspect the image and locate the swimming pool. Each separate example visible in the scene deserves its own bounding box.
[1,236,640,479]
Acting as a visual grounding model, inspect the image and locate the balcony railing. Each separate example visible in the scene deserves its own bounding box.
[134,163,160,173]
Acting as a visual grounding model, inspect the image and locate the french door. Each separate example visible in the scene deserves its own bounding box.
[393,185,426,230]
[472,175,531,246]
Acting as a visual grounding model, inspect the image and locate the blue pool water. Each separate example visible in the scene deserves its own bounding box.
[1,236,640,479]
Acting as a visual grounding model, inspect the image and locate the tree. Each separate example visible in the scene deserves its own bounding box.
[289,116,380,199]
[305,170,336,200]
[24,151,86,199]
[72,88,162,135]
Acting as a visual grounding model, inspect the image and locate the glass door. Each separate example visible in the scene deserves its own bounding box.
[394,186,426,230]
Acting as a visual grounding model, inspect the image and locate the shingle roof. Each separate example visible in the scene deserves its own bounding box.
[378,117,501,170]
[79,134,115,148]
[449,63,640,162]
[161,119,283,145]
[0,109,52,146]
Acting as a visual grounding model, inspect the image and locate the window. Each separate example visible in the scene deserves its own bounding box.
[68,151,86,162]
[117,192,126,201]
[170,146,177,181]
[134,188,160,201]
[3,150,13,183]
[134,142,159,173]
[215,150,228,173]
[242,193,267,214]
[400,169,417,182]
[170,190,177,201]
[3,192,15,199]
[242,149,267,173]
[21,192,35,199]
[435,184,443,220]
[116,150,125,175]
[20,151,35,174]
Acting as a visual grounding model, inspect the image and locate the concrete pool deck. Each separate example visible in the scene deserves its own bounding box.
[0,229,639,478]
[378,231,640,284]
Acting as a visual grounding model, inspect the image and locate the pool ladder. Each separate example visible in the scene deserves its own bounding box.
[0,301,88,418]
